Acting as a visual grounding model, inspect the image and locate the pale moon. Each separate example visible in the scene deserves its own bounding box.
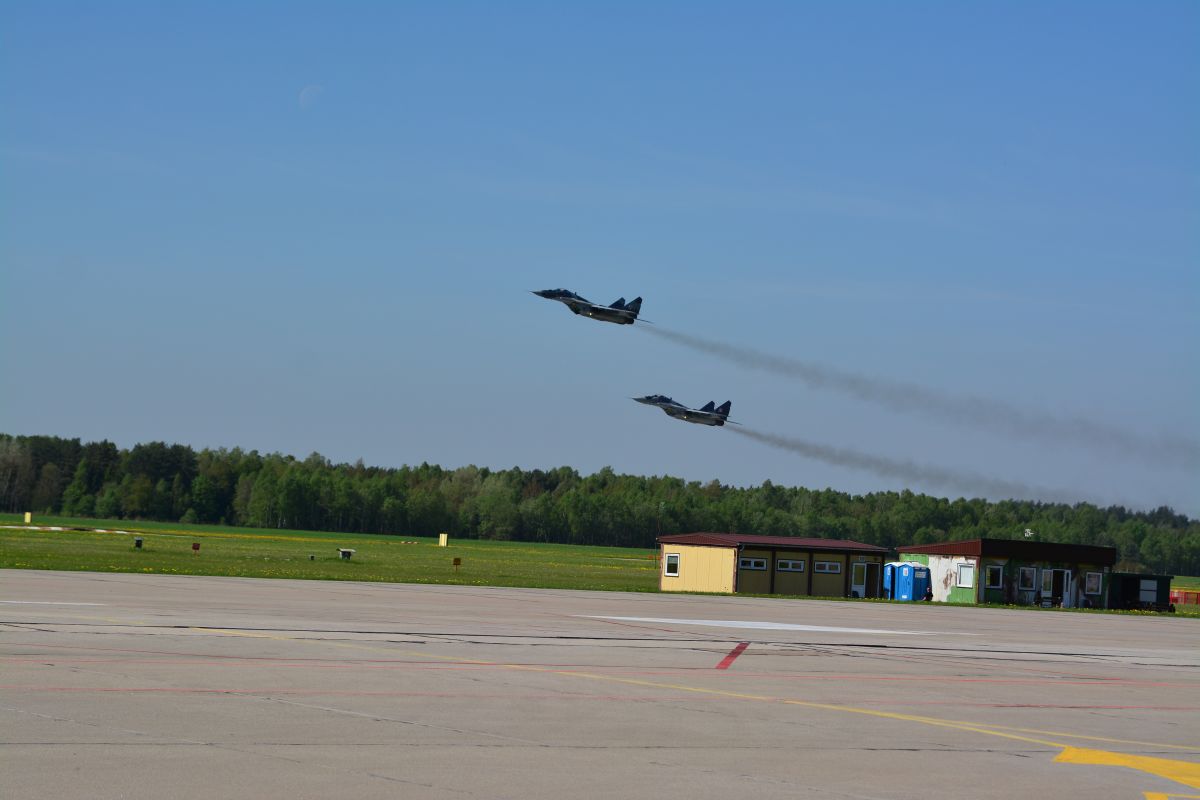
[298,84,323,109]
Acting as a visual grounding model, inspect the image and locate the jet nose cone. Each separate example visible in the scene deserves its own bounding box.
[632,396,652,404]
[532,290,551,298]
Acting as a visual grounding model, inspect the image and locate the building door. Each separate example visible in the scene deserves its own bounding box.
[1039,568,1072,606]
[1060,570,1073,608]
[1049,569,1068,606]
[865,562,881,598]
[864,563,883,599]
[850,562,867,598]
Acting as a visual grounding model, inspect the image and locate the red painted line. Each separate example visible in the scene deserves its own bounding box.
[716,642,750,670]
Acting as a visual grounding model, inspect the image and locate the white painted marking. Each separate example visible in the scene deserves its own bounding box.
[580,616,976,636]
[0,601,105,606]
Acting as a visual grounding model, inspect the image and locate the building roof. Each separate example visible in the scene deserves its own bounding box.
[657,533,887,553]
[897,538,1116,566]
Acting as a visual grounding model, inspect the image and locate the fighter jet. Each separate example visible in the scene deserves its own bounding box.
[532,289,644,325]
[633,396,736,426]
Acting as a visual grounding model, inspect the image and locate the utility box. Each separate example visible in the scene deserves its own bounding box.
[438,533,448,547]
[24,512,31,524]
[884,562,930,601]
[338,548,355,560]
[134,538,143,549]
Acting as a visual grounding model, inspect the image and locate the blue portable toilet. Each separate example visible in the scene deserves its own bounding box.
[910,564,931,601]
[885,561,930,601]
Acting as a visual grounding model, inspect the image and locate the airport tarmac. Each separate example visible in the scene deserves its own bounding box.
[2,569,1197,799]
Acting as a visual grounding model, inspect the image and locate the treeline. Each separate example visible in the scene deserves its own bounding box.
[2,433,1197,575]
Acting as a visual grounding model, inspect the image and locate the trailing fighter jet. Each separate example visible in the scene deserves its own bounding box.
[633,395,736,426]
[532,289,644,325]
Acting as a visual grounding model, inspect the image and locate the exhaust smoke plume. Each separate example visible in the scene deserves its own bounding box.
[643,326,1199,470]
[730,427,1089,504]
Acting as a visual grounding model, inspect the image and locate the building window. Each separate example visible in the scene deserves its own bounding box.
[777,559,805,572]
[956,563,975,588]
[985,565,1003,589]
[814,561,841,574]
[1041,569,1054,594]
[1139,579,1158,603]
[1084,572,1102,595]
[664,553,679,578]
[739,557,767,571]
[1018,567,1037,591]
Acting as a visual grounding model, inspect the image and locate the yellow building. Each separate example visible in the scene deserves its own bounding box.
[658,533,887,597]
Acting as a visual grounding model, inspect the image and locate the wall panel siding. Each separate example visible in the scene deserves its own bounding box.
[923,554,978,603]
[736,548,773,594]
[773,551,811,596]
[660,544,735,593]
[811,553,848,597]
[980,558,1010,604]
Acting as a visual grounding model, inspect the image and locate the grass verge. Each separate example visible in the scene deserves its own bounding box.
[0,517,658,592]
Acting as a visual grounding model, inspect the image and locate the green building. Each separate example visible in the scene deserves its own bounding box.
[896,538,1117,608]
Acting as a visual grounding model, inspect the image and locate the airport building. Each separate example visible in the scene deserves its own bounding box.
[657,533,887,597]
[896,538,1117,608]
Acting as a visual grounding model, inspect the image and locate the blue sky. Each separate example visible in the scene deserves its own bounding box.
[2,2,1197,515]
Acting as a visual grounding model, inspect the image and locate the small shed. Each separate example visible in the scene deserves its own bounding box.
[658,533,887,597]
[1107,573,1174,612]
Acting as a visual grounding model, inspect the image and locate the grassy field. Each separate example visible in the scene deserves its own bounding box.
[2,514,1196,615]
[1172,574,1200,591]
[0,514,659,592]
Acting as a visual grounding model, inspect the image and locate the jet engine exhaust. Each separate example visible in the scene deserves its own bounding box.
[729,426,1091,504]
[642,325,1199,470]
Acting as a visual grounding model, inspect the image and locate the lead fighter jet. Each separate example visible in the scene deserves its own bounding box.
[532,289,644,325]
[633,396,736,426]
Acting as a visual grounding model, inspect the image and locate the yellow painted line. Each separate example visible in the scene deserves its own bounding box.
[193,628,294,641]
[1056,748,1200,790]
[184,626,1200,789]
[946,723,1200,753]
[539,667,1069,747]
[1143,793,1200,799]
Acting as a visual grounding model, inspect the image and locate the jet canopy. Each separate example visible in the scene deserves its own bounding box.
[533,289,585,301]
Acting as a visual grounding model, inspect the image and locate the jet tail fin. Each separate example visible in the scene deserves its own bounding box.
[699,401,716,412]
[625,297,642,316]
[716,401,732,418]
[609,297,626,309]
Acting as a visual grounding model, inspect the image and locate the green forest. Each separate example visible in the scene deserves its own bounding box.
[2,433,1197,575]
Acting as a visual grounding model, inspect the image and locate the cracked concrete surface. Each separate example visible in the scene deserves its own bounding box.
[1,570,1197,799]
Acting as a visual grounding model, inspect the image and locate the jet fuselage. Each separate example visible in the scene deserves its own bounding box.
[633,395,733,426]
[533,289,641,325]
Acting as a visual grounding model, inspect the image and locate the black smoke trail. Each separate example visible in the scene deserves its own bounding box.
[642,326,1200,470]
[730,427,1090,504]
